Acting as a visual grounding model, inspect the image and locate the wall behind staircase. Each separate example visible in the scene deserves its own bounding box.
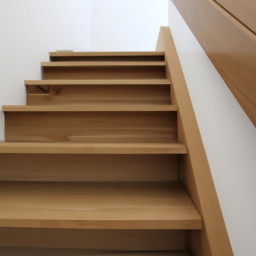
[0,0,91,141]
[91,0,168,51]
[168,1,256,256]
[0,0,168,141]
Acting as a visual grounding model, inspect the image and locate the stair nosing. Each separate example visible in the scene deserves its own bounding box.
[49,51,165,57]
[25,79,171,86]
[2,104,177,112]
[41,61,166,67]
[0,142,187,154]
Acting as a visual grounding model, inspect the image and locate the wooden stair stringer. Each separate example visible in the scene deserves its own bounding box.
[156,27,233,256]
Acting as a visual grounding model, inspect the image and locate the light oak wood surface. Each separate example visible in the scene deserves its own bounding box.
[0,247,191,256]
[0,142,187,154]
[26,85,171,106]
[25,80,172,105]
[172,0,256,127]
[0,154,180,182]
[156,27,233,256]
[0,182,202,230]
[25,79,171,85]
[0,228,188,251]
[49,52,165,57]
[41,62,166,67]
[0,47,215,253]
[42,66,166,80]
[3,104,177,112]
[216,0,256,34]
[5,111,177,143]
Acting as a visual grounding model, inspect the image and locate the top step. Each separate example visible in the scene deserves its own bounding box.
[49,52,165,62]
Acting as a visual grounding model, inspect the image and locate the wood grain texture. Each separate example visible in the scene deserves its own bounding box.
[178,113,213,256]
[0,142,187,154]
[172,0,256,127]
[5,112,177,143]
[156,27,233,255]
[0,228,188,251]
[0,154,180,182]
[215,0,256,34]
[26,82,171,106]
[3,104,176,112]
[42,66,166,80]
[0,182,202,230]
[27,86,171,106]
[0,247,191,256]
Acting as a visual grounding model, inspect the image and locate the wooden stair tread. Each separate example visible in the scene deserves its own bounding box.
[25,79,171,86]
[0,142,186,154]
[41,62,166,67]
[0,247,190,256]
[2,104,177,112]
[0,182,202,230]
[49,51,165,57]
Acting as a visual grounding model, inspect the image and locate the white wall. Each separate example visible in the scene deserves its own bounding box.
[0,0,91,141]
[91,0,168,51]
[168,1,256,255]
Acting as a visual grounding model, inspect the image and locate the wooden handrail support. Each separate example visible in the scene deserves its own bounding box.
[156,27,233,256]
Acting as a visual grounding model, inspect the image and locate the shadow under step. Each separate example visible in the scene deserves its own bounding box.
[0,229,188,251]
[41,62,166,80]
[0,154,181,182]
[49,51,165,62]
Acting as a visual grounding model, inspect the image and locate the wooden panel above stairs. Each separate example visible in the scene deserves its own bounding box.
[215,0,256,34]
[172,0,256,127]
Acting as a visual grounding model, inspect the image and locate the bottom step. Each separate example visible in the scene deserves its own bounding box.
[0,247,190,256]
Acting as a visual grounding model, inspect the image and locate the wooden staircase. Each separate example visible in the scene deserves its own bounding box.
[0,29,233,256]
